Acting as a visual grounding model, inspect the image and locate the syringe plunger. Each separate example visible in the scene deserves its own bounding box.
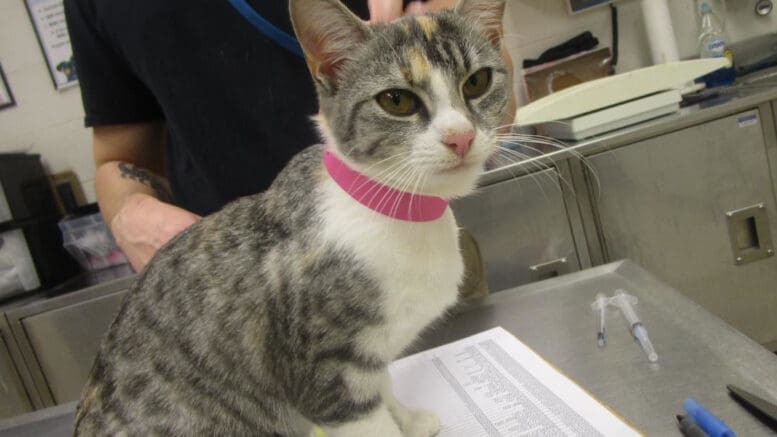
[632,324,658,362]
[612,289,658,362]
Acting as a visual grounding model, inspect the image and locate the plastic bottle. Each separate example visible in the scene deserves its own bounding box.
[698,1,736,87]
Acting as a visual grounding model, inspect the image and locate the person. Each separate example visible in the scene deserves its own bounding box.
[65,0,513,275]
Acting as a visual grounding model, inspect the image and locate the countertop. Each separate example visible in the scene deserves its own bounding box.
[410,260,777,435]
[3,260,776,436]
[0,264,133,313]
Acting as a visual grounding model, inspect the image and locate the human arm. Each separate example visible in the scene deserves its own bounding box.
[93,123,200,272]
[65,0,200,272]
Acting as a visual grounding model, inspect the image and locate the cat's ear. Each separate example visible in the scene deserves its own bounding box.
[290,0,370,90]
[455,0,506,49]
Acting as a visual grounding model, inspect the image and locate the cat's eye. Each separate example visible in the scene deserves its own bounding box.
[463,68,492,99]
[376,90,420,116]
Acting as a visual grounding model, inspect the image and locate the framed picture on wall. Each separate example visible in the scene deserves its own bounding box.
[23,0,78,91]
[0,63,15,110]
[568,0,613,14]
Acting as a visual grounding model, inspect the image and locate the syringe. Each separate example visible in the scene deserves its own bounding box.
[611,289,658,362]
[591,293,608,348]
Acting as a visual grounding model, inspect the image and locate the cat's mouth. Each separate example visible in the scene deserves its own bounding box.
[439,159,478,174]
[437,148,491,174]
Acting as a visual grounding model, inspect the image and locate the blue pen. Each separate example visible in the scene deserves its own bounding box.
[683,399,736,437]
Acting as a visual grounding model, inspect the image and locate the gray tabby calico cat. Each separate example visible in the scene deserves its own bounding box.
[74,0,507,435]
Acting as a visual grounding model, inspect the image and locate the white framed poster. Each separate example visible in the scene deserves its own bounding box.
[0,64,15,110]
[24,0,78,90]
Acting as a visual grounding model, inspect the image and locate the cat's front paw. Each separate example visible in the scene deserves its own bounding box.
[401,409,439,437]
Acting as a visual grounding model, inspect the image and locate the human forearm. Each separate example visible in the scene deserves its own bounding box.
[93,123,199,271]
[96,162,200,271]
[95,160,172,225]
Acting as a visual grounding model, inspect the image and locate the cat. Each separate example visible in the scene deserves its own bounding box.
[73,0,508,435]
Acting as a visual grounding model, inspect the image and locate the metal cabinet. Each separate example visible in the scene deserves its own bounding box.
[6,277,132,407]
[587,109,777,348]
[0,320,33,419]
[453,168,582,292]
[773,99,777,131]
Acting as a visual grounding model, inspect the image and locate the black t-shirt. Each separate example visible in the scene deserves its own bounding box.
[65,0,408,216]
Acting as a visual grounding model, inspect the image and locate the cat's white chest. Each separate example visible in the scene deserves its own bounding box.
[319,178,463,361]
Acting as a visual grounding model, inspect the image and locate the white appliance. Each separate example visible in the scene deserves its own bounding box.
[540,89,682,140]
[514,58,731,140]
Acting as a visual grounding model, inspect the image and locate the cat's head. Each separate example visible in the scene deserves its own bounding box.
[290,0,508,199]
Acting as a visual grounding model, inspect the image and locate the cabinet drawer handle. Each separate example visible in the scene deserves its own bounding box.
[529,258,570,281]
[726,203,775,265]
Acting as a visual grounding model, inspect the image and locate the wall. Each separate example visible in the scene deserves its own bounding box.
[505,0,777,106]
[0,0,775,202]
[0,0,95,202]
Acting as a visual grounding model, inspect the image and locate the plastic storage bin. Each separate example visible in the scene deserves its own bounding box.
[59,213,128,271]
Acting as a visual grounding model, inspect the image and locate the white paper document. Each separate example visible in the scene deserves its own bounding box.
[389,327,640,436]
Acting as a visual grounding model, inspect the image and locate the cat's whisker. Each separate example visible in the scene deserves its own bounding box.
[493,147,549,178]
[496,133,581,166]
[493,147,556,198]
[405,165,426,219]
[487,153,551,200]
[497,140,560,164]
[362,160,414,210]
[492,117,576,135]
[387,163,416,209]
[496,148,556,184]
[497,152,564,202]
[353,158,407,206]
[369,160,416,214]
[494,144,582,199]
[353,164,407,207]
[492,121,520,132]
[496,133,600,197]
[383,164,418,219]
[494,155,560,188]
[356,150,412,173]
[407,183,417,221]
[354,153,411,191]
[390,166,414,220]
[488,153,522,183]
[389,163,413,217]
[348,151,412,194]
[498,142,568,175]
[496,134,580,158]
[375,157,415,189]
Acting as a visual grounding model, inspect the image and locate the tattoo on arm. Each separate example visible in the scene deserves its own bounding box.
[118,162,173,202]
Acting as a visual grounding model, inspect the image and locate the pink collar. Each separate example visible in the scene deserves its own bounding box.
[323,148,448,222]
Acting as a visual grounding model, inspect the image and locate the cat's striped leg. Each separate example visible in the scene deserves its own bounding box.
[296,364,402,437]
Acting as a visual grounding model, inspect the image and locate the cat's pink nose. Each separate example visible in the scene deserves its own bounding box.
[444,131,474,158]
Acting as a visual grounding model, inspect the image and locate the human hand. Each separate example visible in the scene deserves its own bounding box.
[368,0,457,22]
[110,193,201,272]
[367,0,403,23]
[404,0,456,15]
